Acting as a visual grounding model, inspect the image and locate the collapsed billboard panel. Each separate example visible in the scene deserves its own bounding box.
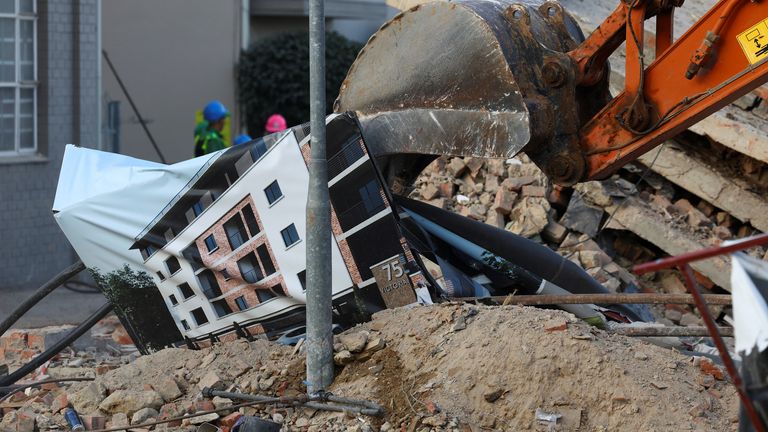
[54,114,422,352]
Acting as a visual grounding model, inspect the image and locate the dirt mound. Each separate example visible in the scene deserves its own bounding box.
[331,304,738,431]
[2,304,738,431]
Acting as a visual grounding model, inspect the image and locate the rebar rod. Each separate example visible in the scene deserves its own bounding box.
[454,293,731,305]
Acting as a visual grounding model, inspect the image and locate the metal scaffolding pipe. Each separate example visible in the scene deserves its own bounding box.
[612,326,734,337]
[454,293,732,305]
[305,0,333,394]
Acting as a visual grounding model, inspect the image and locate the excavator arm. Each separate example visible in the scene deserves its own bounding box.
[573,0,768,180]
[336,0,768,188]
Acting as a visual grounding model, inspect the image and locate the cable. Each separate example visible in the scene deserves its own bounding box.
[0,303,113,387]
[0,261,85,338]
[0,378,95,403]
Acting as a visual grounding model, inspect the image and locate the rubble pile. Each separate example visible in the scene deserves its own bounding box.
[0,315,134,373]
[411,147,767,322]
[0,304,738,431]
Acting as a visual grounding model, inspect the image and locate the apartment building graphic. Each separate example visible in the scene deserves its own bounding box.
[130,113,422,342]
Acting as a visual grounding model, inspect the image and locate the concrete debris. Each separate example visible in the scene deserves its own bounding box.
[0,305,741,431]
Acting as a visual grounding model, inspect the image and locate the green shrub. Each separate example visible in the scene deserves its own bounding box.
[239,31,363,135]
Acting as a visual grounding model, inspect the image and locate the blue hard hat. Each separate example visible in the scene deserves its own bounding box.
[203,100,229,122]
[234,134,252,146]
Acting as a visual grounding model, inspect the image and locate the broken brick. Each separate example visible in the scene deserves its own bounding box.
[544,319,568,332]
[699,358,725,381]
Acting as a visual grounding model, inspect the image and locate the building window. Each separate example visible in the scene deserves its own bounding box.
[197,270,222,299]
[0,0,36,155]
[271,283,285,296]
[237,253,263,284]
[204,234,217,253]
[280,224,300,247]
[156,271,165,281]
[140,244,157,260]
[256,244,276,276]
[264,181,283,205]
[241,205,260,237]
[223,215,248,250]
[165,256,181,275]
[182,244,203,271]
[250,139,268,161]
[191,307,208,326]
[234,296,249,311]
[297,270,307,291]
[221,268,231,280]
[359,180,385,215]
[180,319,190,330]
[192,200,204,217]
[256,288,275,303]
[178,283,195,299]
[169,294,178,306]
[212,299,232,318]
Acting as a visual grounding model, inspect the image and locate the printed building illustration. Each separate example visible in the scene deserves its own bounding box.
[130,114,422,342]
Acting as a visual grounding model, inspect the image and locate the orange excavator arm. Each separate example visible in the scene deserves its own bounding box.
[573,0,768,181]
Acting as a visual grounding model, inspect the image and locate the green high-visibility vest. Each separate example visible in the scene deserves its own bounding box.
[194,121,229,156]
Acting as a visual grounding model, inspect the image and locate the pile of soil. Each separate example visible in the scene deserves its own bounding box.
[3,304,738,431]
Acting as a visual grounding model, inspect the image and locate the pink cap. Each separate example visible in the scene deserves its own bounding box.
[265,114,288,133]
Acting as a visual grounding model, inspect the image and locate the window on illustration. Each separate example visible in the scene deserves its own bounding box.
[264,180,283,205]
[178,282,195,299]
[165,256,181,275]
[235,296,249,311]
[224,215,248,250]
[257,244,276,276]
[237,253,264,284]
[191,307,208,326]
[281,224,300,247]
[204,234,218,253]
[242,205,260,237]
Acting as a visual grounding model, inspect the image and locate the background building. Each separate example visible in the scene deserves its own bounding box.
[100,0,397,165]
[0,0,100,292]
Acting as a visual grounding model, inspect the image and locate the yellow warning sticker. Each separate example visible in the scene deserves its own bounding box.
[737,19,768,65]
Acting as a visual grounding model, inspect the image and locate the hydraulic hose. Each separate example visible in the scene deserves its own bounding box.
[0,261,85,337]
[0,303,113,387]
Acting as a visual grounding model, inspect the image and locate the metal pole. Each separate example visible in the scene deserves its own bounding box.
[612,325,734,337]
[101,50,167,164]
[679,264,767,432]
[306,0,333,394]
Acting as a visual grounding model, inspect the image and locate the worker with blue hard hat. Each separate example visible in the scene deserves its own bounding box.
[234,134,252,146]
[194,100,230,156]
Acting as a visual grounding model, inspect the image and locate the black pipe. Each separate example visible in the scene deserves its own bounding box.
[0,261,85,337]
[396,196,642,321]
[0,303,113,387]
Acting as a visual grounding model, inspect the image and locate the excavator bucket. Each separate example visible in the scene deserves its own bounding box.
[336,0,611,187]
